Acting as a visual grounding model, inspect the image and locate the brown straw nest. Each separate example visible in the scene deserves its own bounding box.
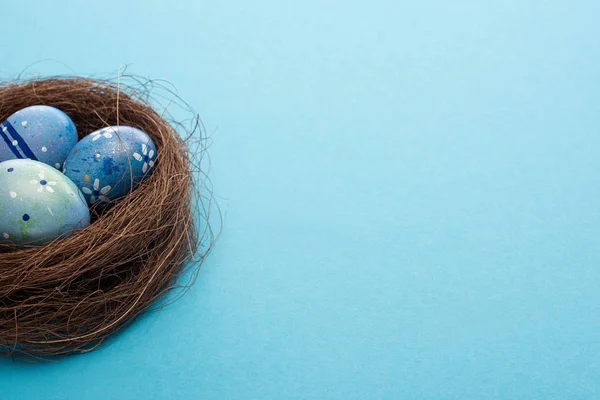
[0,76,216,359]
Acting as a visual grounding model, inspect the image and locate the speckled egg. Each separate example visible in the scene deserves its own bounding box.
[63,126,156,205]
[0,159,90,245]
[0,105,78,169]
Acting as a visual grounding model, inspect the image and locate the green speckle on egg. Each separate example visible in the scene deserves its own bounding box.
[20,216,30,241]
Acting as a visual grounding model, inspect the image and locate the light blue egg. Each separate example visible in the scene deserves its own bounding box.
[0,159,90,245]
[0,105,78,170]
[63,126,157,205]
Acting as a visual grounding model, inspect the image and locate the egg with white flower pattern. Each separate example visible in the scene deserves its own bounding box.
[0,159,90,245]
[63,126,157,206]
[0,105,78,169]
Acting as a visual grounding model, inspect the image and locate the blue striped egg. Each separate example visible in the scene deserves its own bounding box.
[0,105,78,170]
[63,126,157,206]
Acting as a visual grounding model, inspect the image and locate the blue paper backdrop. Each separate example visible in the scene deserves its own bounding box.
[2,0,600,398]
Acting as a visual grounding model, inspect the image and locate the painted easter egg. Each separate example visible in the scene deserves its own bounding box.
[0,159,90,245]
[0,105,78,170]
[63,126,156,205]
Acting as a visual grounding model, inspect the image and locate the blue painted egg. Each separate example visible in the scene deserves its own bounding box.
[63,126,157,205]
[0,159,90,245]
[0,105,78,170]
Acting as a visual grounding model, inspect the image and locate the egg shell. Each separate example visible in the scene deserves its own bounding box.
[0,105,78,169]
[0,159,90,245]
[63,126,156,205]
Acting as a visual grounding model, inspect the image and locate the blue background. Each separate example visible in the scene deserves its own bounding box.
[1,0,600,398]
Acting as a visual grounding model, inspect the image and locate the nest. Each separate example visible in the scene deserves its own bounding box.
[0,77,211,358]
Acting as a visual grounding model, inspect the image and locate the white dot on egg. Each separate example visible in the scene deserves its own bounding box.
[21,121,27,126]
[41,146,47,152]
[2,233,8,239]
[11,140,18,146]
[95,153,101,158]
[55,163,61,169]
[9,191,16,198]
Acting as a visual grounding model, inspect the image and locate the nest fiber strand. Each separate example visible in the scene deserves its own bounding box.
[0,78,199,357]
